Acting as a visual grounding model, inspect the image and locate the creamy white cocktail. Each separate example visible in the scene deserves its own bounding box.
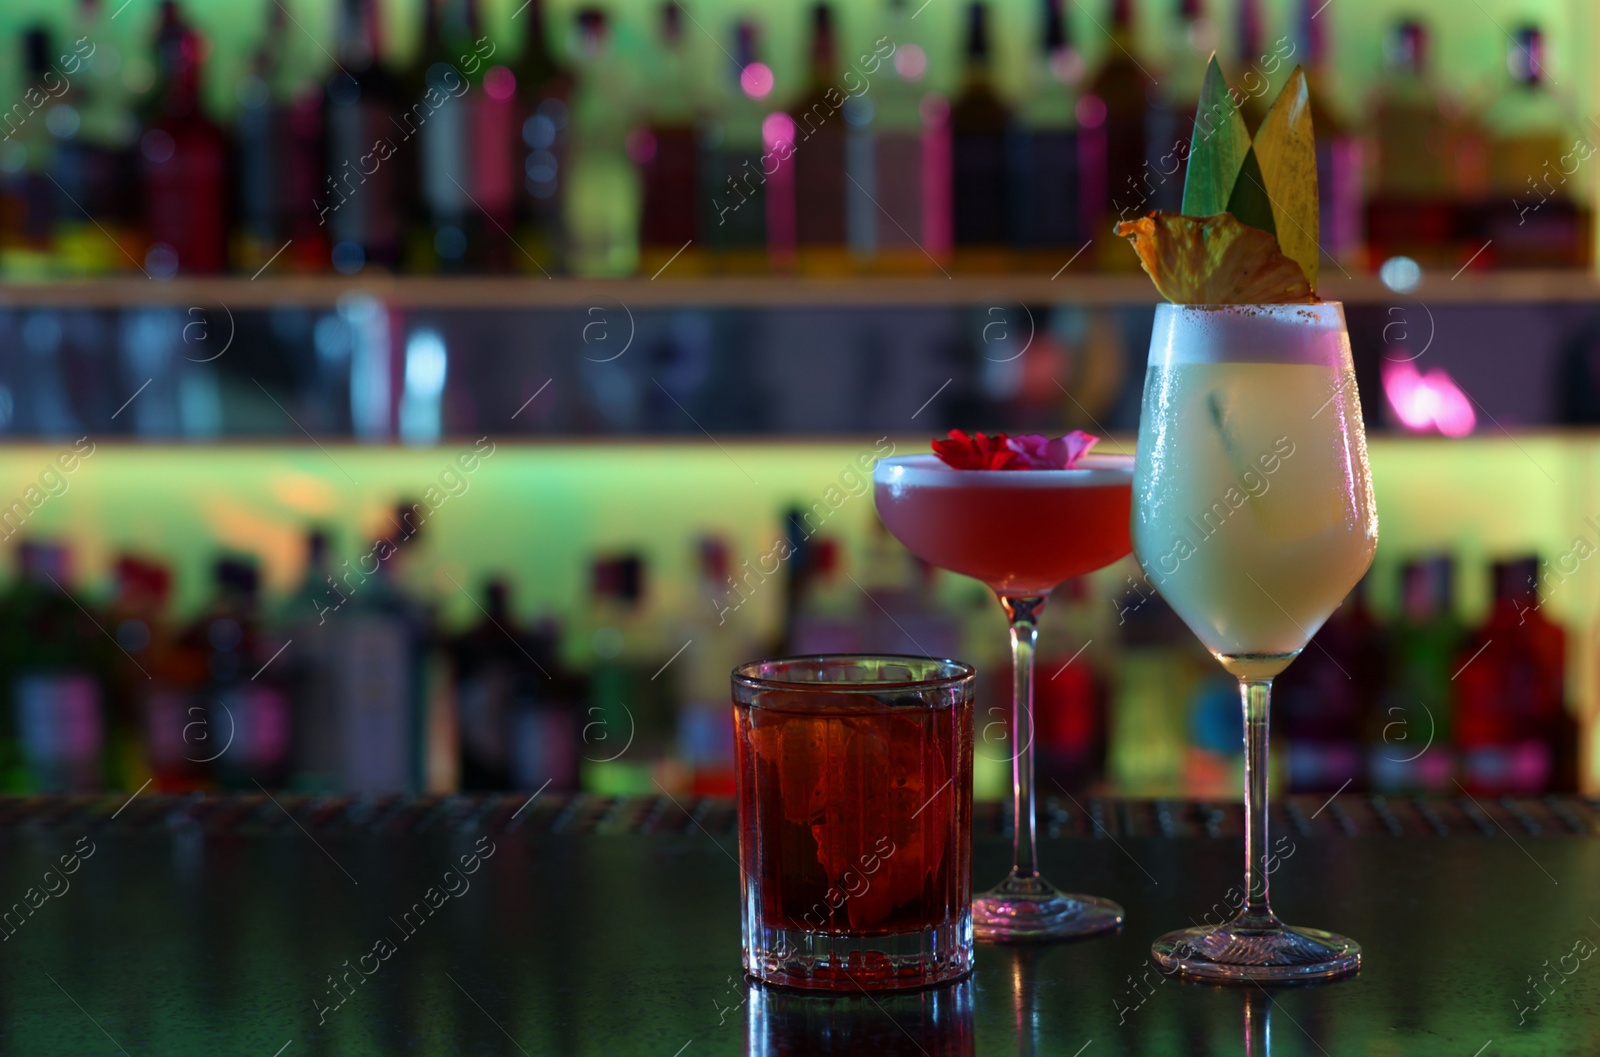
[1133,303,1377,680]
[1133,302,1378,982]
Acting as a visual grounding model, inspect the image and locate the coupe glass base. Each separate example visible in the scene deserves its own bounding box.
[1150,922,1361,982]
[972,873,1124,943]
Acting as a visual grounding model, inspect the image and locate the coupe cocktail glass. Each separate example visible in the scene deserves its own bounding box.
[734,655,975,990]
[1133,302,1377,980]
[874,452,1132,941]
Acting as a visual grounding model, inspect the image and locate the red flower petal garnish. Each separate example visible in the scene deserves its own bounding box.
[931,429,1019,470]
[932,429,1100,470]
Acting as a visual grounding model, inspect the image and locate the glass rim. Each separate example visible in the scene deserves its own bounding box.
[1150,300,1346,312]
[733,653,975,695]
[873,452,1135,486]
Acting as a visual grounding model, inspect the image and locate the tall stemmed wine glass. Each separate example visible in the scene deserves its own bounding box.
[1132,303,1377,979]
[875,447,1132,941]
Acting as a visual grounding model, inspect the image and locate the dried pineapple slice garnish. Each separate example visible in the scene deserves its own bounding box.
[1114,212,1316,305]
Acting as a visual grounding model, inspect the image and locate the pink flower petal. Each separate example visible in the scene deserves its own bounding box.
[1002,432,1099,469]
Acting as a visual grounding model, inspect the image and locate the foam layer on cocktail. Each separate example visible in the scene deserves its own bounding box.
[876,453,1134,490]
[1149,303,1349,367]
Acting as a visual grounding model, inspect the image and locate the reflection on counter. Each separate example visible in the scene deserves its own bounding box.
[745,976,974,1057]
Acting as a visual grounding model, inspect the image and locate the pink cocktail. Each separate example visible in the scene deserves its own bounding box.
[874,450,1133,942]
[874,455,1132,595]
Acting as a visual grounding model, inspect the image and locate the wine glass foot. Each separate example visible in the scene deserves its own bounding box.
[972,874,1124,943]
[1151,922,1361,983]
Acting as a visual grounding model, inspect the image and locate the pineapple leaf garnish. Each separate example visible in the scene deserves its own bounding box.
[1121,58,1322,304]
[1180,56,1252,217]
[1225,146,1278,239]
[1250,66,1319,288]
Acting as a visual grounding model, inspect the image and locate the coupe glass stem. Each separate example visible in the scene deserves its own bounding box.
[1238,678,1278,929]
[1000,594,1045,882]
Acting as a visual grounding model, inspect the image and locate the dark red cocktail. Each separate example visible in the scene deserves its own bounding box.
[733,656,974,991]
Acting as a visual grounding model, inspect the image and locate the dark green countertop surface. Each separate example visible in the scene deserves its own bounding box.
[0,792,1595,1056]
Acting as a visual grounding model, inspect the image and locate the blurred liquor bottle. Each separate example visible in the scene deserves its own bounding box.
[1480,26,1589,269]
[1034,578,1109,793]
[789,4,850,274]
[150,559,223,791]
[1231,0,1269,132]
[514,616,583,791]
[1455,558,1574,795]
[584,555,673,791]
[869,0,949,273]
[235,0,327,275]
[1184,671,1241,798]
[447,577,495,790]
[675,538,745,795]
[142,580,207,792]
[788,538,860,654]
[953,575,1008,800]
[0,543,108,792]
[1370,557,1459,792]
[334,532,431,792]
[455,579,544,789]
[0,28,61,277]
[56,0,143,275]
[463,0,521,273]
[949,3,1010,272]
[841,36,875,269]
[1297,0,1364,271]
[279,529,343,792]
[323,0,404,272]
[205,559,293,789]
[1144,0,1212,216]
[104,556,171,792]
[774,504,820,655]
[1276,576,1382,793]
[513,0,573,274]
[637,3,706,277]
[1106,585,1202,795]
[1009,0,1084,267]
[233,2,277,261]
[405,0,472,274]
[141,4,229,274]
[1081,0,1147,269]
[1366,20,1458,268]
[852,520,960,660]
[706,21,770,272]
[564,8,640,277]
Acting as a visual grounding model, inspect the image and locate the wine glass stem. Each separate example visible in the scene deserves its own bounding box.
[1001,594,1046,881]
[1240,677,1276,927]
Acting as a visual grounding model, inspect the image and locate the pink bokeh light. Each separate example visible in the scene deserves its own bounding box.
[894,44,927,80]
[483,66,516,102]
[1382,360,1476,438]
[761,111,795,150]
[740,62,774,99]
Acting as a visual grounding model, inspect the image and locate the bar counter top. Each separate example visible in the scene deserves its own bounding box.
[2,792,1597,1055]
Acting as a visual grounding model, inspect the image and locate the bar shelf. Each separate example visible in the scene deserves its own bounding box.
[0,270,1597,308]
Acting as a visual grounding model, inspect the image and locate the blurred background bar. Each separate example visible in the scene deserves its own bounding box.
[0,0,1594,802]
[0,0,1591,280]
